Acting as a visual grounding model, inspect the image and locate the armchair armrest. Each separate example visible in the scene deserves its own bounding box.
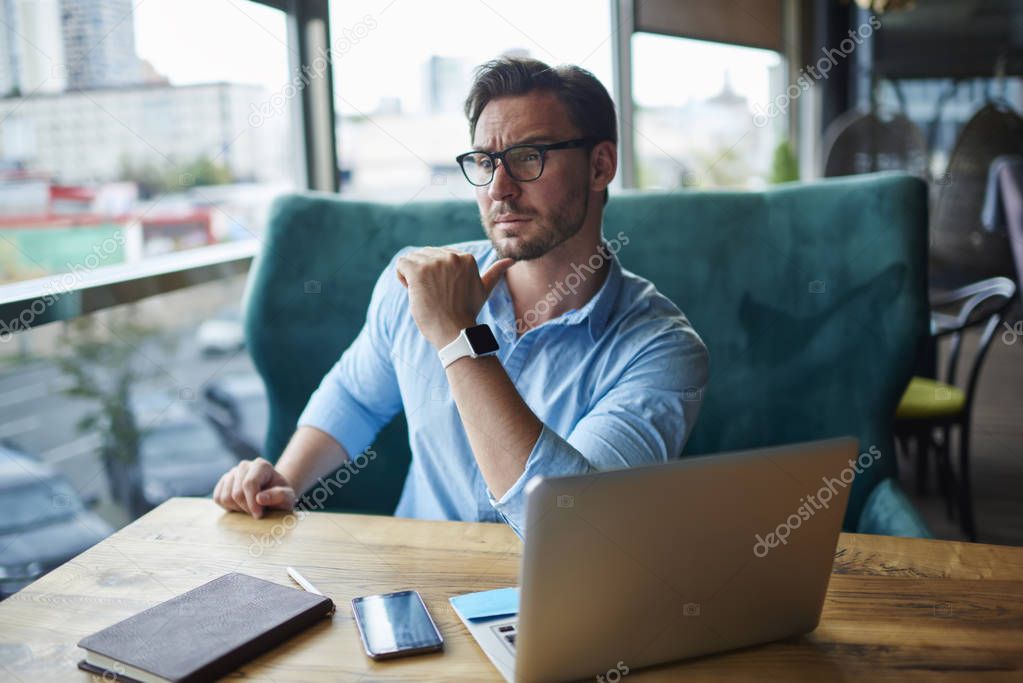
[929,276,1016,336]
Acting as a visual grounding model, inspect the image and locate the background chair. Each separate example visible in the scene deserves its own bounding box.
[930,103,1023,288]
[821,109,929,180]
[896,276,1017,540]
[998,158,1023,288]
[245,172,932,537]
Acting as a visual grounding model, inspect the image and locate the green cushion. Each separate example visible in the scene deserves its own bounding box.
[896,376,965,419]
[245,172,931,536]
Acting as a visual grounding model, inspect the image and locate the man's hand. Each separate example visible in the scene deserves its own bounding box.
[395,247,514,348]
[213,457,296,519]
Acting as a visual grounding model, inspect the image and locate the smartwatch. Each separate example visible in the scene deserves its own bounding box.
[438,324,500,368]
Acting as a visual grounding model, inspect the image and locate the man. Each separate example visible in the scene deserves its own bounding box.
[213,57,709,537]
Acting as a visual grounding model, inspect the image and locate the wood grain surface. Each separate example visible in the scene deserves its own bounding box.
[1,497,1021,681]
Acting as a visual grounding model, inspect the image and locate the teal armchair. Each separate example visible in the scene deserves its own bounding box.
[244,172,931,537]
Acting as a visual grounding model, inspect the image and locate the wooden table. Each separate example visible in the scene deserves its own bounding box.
[1,497,1022,682]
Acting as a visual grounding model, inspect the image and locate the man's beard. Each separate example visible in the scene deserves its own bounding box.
[483,184,590,261]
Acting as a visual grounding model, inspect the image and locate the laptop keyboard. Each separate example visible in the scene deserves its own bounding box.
[492,622,518,652]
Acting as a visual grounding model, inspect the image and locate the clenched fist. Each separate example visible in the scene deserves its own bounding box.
[395,247,513,348]
[213,457,296,519]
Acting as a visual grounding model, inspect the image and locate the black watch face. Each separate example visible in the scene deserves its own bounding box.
[465,324,499,354]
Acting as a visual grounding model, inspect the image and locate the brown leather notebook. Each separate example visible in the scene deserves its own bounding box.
[77,572,334,682]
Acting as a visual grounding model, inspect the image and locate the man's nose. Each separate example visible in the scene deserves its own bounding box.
[487,160,520,202]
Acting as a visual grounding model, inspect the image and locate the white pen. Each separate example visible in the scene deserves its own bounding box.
[287,566,324,596]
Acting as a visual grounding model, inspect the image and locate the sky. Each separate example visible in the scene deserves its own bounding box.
[133,0,782,115]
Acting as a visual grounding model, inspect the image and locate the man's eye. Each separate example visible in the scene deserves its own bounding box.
[510,150,539,163]
[478,158,494,170]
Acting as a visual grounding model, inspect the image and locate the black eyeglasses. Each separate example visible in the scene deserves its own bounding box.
[455,137,597,186]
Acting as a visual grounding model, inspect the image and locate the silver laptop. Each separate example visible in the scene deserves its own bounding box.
[460,437,858,682]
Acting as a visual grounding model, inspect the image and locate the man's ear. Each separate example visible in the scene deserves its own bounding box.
[590,141,617,194]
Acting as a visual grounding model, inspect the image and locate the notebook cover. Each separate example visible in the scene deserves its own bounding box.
[76,659,146,682]
[77,572,334,682]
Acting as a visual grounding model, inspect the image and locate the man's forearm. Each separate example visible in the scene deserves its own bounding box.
[445,355,542,499]
[276,426,351,496]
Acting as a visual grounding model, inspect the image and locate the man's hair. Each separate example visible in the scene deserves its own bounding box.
[464,56,617,205]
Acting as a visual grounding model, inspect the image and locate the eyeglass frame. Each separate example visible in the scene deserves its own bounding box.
[455,137,600,186]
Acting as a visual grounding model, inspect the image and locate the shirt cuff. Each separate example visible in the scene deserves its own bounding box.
[296,381,380,461]
[487,424,595,538]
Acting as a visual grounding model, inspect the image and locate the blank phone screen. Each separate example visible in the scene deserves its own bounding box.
[352,591,442,655]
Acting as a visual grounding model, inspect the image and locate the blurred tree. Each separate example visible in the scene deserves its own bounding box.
[57,308,175,516]
[695,145,750,188]
[118,156,170,199]
[180,156,234,187]
[118,155,234,199]
[769,140,800,184]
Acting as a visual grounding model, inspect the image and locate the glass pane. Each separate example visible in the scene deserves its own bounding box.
[0,273,267,593]
[0,0,298,286]
[632,33,788,190]
[0,478,82,535]
[329,0,614,201]
[874,77,1023,177]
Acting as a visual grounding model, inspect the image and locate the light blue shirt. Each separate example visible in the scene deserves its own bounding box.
[297,239,709,537]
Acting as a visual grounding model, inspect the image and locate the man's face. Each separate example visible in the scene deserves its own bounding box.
[471,91,592,261]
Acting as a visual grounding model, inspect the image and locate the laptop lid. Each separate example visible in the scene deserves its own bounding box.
[514,437,859,683]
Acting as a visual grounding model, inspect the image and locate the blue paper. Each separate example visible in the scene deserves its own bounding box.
[450,587,520,620]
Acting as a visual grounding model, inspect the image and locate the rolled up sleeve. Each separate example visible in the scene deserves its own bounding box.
[489,328,710,537]
[297,252,407,459]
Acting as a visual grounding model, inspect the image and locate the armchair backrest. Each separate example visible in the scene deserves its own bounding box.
[245,173,930,528]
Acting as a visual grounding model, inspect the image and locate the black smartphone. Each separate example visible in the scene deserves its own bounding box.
[351,589,444,659]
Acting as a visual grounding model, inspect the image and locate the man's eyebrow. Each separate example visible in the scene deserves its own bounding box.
[512,134,559,145]
[472,134,561,152]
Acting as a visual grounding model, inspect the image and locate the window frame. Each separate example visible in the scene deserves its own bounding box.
[1,0,333,333]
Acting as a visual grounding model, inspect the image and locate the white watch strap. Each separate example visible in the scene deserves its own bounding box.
[438,330,473,368]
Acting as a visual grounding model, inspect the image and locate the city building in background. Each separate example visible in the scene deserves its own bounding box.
[0,82,283,184]
[0,0,292,286]
[60,0,141,90]
[1,0,66,96]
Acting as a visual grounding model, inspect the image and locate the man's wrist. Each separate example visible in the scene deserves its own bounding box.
[445,351,499,372]
[433,317,477,349]
[438,322,501,368]
[274,464,300,493]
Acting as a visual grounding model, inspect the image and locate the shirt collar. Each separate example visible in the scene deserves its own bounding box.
[483,241,623,343]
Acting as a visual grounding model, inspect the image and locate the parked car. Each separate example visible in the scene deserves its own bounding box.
[135,399,238,513]
[0,445,114,599]
[201,373,269,461]
[196,309,244,356]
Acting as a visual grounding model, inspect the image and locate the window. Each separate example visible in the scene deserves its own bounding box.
[875,77,1023,177]
[631,33,787,190]
[0,273,263,530]
[0,1,288,538]
[329,0,614,201]
[0,0,298,287]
